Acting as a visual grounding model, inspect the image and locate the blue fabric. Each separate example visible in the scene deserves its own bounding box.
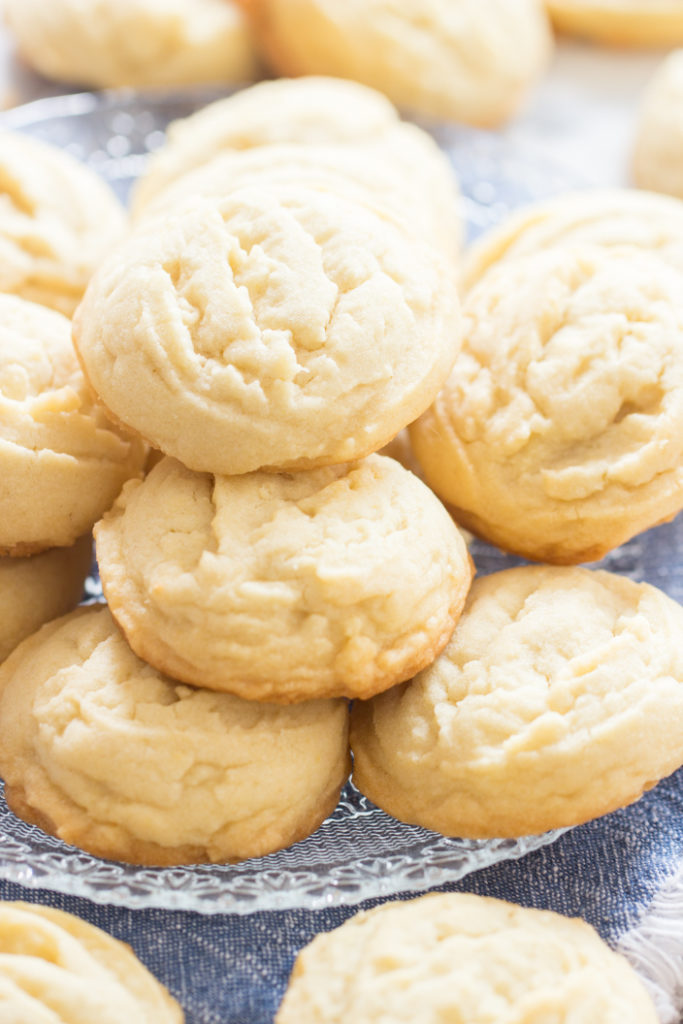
[2,766,683,1024]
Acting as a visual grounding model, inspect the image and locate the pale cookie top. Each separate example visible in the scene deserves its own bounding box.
[0,295,146,554]
[3,0,256,89]
[411,246,683,563]
[95,455,473,702]
[545,0,683,47]
[74,183,460,475]
[131,77,403,213]
[462,188,683,292]
[276,892,658,1024]
[633,50,683,200]
[350,566,683,839]
[0,131,125,316]
[0,606,350,864]
[0,901,182,1023]
[240,0,553,127]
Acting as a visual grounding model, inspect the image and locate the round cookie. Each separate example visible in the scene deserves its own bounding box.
[545,0,683,47]
[95,455,473,702]
[0,901,182,1023]
[276,892,657,1023]
[351,565,683,838]
[3,0,256,89]
[0,605,351,865]
[131,76,408,214]
[462,187,683,292]
[74,183,460,475]
[0,131,125,316]
[633,50,683,200]
[238,0,553,127]
[0,295,146,556]
[0,535,92,663]
[411,246,683,563]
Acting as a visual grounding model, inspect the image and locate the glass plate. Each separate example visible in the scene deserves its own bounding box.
[0,88,668,916]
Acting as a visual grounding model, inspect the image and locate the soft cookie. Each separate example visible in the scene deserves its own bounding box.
[0,295,146,555]
[0,901,182,1023]
[411,246,683,563]
[74,183,460,475]
[95,455,472,702]
[545,0,683,47]
[351,566,683,838]
[633,50,683,200]
[0,605,351,864]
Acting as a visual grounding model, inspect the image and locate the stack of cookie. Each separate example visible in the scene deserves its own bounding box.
[0,134,146,664]
[0,78,473,866]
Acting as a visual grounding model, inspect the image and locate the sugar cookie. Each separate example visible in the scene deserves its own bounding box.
[0,131,125,316]
[4,0,256,89]
[351,566,683,839]
[412,247,683,563]
[546,0,683,47]
[0,901,182,1023]
[277,892,657,1023]
[0,536,92,663]
[0,295,146,556]
[238,0,553,126]
[74,184,459,475]
[633,50,683,200]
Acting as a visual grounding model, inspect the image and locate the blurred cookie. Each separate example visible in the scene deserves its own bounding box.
[0,900,182,1023]
[546,0,683,46]
[411,247,683,563]
[4,0,256,89]
[462,187,683,292]
[0,295,146,555]
[0,605,350,864]
[95,455,472,702]
[238,0,553,126]
[0,536,92,663]
[633,50,683,200]
[277,892,658,1023]
[351,565,683,838]
[74,183,459,475]
[0,131,125,316]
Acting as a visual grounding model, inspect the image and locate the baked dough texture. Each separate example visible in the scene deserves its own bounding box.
[0,901,182,1023]
[276,892,658,1023]
[73,183,460,475]
[411,246,683,563]
[238,0,553,127]
[633,50,683,200]
[131,77,411,213]
[0,605,351,864]
[0,131,125,316]
[3,0,256,89]
[351,565,683,838]
[95,455,473,702]
[0,536,92,663]
[462,187,683,292]
[0,295,146,555]
[546,0,683,47]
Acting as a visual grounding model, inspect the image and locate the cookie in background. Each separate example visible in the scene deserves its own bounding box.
[633,50,683,200]
[545,0,683,47]
[3,0,257,89]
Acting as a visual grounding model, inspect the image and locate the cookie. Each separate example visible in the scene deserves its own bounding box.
[276,892,657,1023]
[0,536,92,663]
[546,0,683,47]
[351,565,683,838]
[238,0,553,127]
[0,605,350,865]
[462,187,683,292]
[3,0,256,89]
[0,131,125,316]
[0,295,146,556]
[633,50,683,200]
[95,455,472,702]
[0,900,182,1023]
[411,246,683,563]
[74,183,460,475]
